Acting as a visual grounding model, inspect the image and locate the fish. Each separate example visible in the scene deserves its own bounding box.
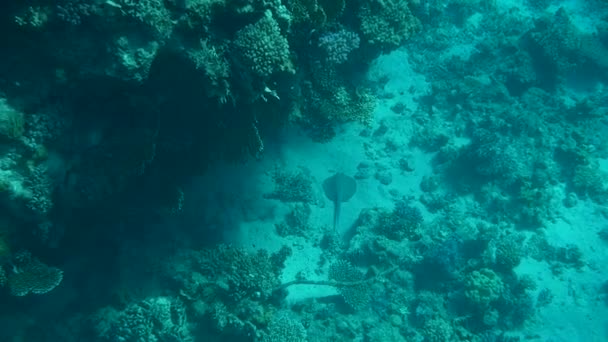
[323,172,357,232]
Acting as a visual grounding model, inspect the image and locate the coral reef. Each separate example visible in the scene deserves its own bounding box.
[187,39,232,103]
[0,0,605,341]
[275,203,311,237]
[265,168,315,203]
[94,296,192,342]
[317,29,360,65]
[464,268,504,309]
[0,99,25,141]
[261,314,307,342]
[358,0,420,49]
[234,10,294,79]
[169,245,287,302]
[5,251,63,296]
[328,259,370,310]
[375,199,423,241]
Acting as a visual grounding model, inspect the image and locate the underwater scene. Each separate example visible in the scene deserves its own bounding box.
[0,0,607,341]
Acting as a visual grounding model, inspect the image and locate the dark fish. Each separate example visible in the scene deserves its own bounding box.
[323,172,357,232]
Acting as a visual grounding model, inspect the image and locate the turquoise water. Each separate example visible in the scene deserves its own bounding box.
[0,0,606,341]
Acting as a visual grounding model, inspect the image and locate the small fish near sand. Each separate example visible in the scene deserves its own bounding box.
[323,172,357,232]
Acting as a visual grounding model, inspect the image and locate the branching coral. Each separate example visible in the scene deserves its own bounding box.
[14,5,51,29]
[492,234,524,271]
[265,168,315,203]
[0,99,25,141]
[375,199,423,241]
[465,129,526,182]
[318,29,360,65]
[23,111,67,150]
[275,203,311,237]
[171,245,288,302]
[55,0,103,26]
[118,0,176,40]
[187,39,232,103]
[572,163,608,202]
[525,8,579,77]
[0,232,9,261]
[95,296,192,342]
[286,0,345,26]
[293,68,376,141]
[317,86,376,124]
[0,266,6,287]
[25,164,54,216]
[358,0,421,49]
[234,10,294,78]
[285,0,326,25]
[262,314,307,342]
[109,36,160,83]
[421,318,455,342]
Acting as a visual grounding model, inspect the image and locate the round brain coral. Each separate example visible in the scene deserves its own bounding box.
[464,268,504,309]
